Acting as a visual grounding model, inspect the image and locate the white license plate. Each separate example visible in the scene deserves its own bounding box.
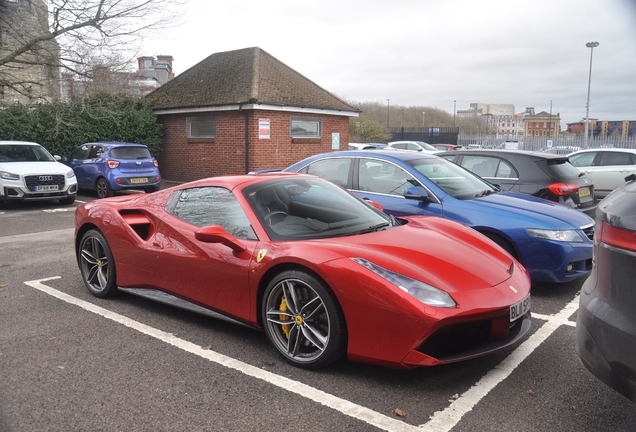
[130,178,149,184]
[510,294,531,322]
[36,185,59,191]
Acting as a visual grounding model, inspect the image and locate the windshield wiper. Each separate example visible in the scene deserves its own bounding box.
[475,189,496,198]
[344,222,391,236]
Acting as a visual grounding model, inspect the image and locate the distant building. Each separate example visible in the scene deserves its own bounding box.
[469,103,515,116]
[61,55,174,100]
[524,111,560,137]
[0,0,61,104]
[483,113,525,137]
[567,119,636,138]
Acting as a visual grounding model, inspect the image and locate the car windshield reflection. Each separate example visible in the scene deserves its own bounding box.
[243,178,390,241]
[406,158,498,200]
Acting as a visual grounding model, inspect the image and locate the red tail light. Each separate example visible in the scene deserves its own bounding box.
[106,160,120,169]
[153,160,159,167]
[547,182,580,196]
[598,220,636,252]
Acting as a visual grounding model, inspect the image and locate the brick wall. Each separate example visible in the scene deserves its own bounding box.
[157,109,350,182]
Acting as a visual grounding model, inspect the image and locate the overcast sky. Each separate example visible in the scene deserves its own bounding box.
[143,0,636,127]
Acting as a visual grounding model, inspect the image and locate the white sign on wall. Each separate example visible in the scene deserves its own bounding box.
[259,119,270,139]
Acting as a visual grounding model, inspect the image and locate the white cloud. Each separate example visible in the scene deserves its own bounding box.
[145,0,636,126]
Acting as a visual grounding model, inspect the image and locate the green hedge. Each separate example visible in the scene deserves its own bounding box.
[0,93,164,157]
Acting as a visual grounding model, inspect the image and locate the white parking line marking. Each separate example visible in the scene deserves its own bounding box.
[422,293,580,431]
[25,277,421,432]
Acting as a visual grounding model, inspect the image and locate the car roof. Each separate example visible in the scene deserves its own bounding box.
[310,149,439,161]
[571,148,636,154]
[81,141,148,148]
[438,149,568,160]
[0,140,42,146]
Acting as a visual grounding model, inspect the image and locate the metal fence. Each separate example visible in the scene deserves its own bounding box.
[457,135,636,151]
[388,127,460,145]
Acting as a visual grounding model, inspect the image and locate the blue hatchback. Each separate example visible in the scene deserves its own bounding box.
[64,142,161,198]
[284,150,595,284]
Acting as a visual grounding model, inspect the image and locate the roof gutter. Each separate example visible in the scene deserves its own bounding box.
[239,103,249,174]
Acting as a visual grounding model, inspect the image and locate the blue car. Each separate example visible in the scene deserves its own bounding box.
[284,150,595,283]
[64,142,161,198]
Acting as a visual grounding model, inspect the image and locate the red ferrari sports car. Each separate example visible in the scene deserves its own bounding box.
[74,173,531,369]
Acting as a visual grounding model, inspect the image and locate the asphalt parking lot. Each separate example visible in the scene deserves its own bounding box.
[1,192,635,431]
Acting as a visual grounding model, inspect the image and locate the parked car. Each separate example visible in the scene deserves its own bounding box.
[432,144,463,151]
[577,174,636,401]
[284,150,595,284]
[387,141,440,153]
[0,140,77,205]
[64,142,161,198]
[75,173,532,369]
[568,148,636,198]
[439,149,598,217]
[348,143,380,150]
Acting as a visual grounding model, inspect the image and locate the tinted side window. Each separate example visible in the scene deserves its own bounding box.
[599,152,633,166]
[88,145,104,159]
[70,145,90,161]
[358,159,418,196]
[460,156,499,177]
[170,187,256,240]
[569,152,596,167]
[299,158,351,187]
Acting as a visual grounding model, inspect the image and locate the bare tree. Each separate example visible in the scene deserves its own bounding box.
[0,0,185,102]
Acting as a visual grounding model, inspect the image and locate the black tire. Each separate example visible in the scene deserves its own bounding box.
[481,231,519,260]
[144,186,160,193]
[96,178,113,199]
[262,270,346,368]
[78,229,117,298]
[59,195,75,205]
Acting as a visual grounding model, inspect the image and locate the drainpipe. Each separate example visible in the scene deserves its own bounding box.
[239,103,249,173]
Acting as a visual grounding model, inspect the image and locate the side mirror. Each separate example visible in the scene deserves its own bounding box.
[195,226,246,252]
[404,186,433,202]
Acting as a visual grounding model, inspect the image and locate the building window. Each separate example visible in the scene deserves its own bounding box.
[290,116,321,138]
[187,116,216,138]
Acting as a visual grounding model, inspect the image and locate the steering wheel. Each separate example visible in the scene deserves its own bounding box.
[264,211,287,224]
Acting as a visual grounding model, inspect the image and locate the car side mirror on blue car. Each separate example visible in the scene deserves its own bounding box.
[404,186,433,202]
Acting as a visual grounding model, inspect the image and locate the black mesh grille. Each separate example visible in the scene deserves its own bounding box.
[24,175,65,190]
[582,225,595,241]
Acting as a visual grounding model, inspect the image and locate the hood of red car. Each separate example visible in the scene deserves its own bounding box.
[313,216,518,292]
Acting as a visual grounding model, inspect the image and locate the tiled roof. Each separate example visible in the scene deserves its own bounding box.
[146,47,358,113]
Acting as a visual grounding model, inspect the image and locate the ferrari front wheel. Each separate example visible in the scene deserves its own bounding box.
[79,229,117,298]
[263,270,346,368]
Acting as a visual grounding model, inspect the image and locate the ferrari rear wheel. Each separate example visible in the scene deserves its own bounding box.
[79,229,117,298]
[263,270,346,368]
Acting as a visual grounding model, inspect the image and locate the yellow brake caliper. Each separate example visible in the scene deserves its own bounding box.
[279,297,290,339]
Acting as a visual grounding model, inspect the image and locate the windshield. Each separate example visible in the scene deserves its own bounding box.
[406,158,498,200]
[0,144,55,162]
[243,177,391,241]
[417,141,438,151]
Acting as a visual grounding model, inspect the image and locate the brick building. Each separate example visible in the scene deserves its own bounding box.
[147,47,359,182]
[523,111,561,137]
[0,0,60,104]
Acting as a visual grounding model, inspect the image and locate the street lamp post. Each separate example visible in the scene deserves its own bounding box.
[584,41,599,148]
[422,112,426,128]
[387,99,390,128]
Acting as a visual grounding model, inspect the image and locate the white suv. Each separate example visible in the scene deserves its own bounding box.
[0,141,78,205]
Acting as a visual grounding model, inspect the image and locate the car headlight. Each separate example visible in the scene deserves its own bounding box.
[351,258,456,308]
[66,170,76,178]
[0,171,20,181]
[526,228,583,243]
